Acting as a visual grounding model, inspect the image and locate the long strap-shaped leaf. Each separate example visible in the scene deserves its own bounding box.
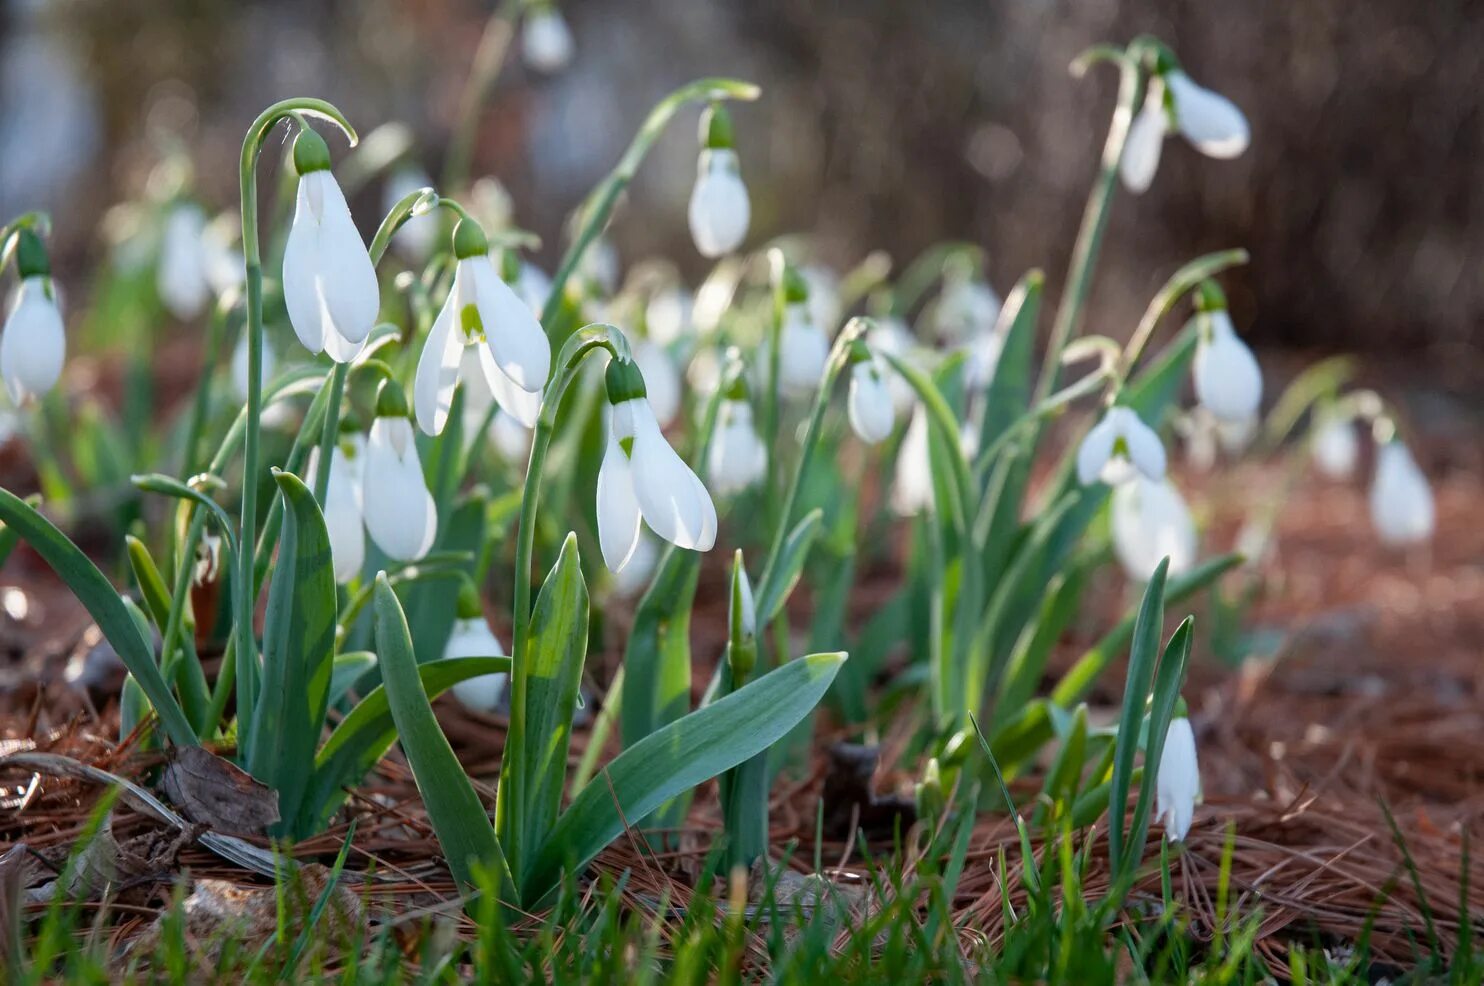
[0,489,196,747]
[249,471,339,838]
[523,651,846,905]
[373,574,510,896]
[1107,558,1169,875]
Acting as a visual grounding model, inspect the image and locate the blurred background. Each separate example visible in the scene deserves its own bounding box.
[2,0,1481,391]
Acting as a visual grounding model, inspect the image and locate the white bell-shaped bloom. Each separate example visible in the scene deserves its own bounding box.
[1111,476,1198,582]
[935,277,1001,344]
[596,397,717,572]
[1166,70,1250,159]
[802,266,841,333]
[1311,414,1359,480]
[962,329,1005,392]
[1156,716,1200,842]
[231,330,276,402]
[201,220,245,297]
[1076,406,1167,486]
[1369,441,1434,547]
[282,169,380,363]
[360,415,437,562]
[1121,78,1168,193]
[1192,310,1262,423]
[512,261,552,317]
[892,405,934,516]
[870,316,918,414]
[847,358,895,444]
[646,286,693,346]
[688,148,750,258]
[384,166,438,261]
[445,616,508,711]
[708,397,767,497]
[157,203,211,319]
[1,277,65,404]
[611,533,660,599]
[522,6,574,73]
[307,434,366,583]
[633,340,680,427]
[414,254,550,435]
[778,302,830,398]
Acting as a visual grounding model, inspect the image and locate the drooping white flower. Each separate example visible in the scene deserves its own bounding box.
[935,276,1001,344]
[1111,476,1198,582]
[201,218,245,298]
[847,356,895,445]
[307,434,366,583]
[596,360,717,573]
[361,409,437,562]
[1369,440,1434,546]
[688,148,750,259]
[708,396,767,497]
[414,220,551,435]
[445,615,508,712]
[646,285,693,346]
[1,275,65,404]
[384,166,438,261]
[231,330,277,402]
[1120,76,1168,194]
[1156,716,1201,842]
[1166,70,1250,160]
[157,202,210,319]
[777,301,830,398]
[961,328,1005,392]
[633,340,680,428]
[522,5,574,74]
[801,266,841,334]
[281,129,379,363]
[869,316,917,414]
[1311,414,1359,480]
[1076,406,1167,486]
[892,405,934,516]
[1192,309,1263,423]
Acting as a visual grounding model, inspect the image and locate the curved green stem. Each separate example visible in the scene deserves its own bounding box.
[235,98,357,761]
[497,322,629,877]
[762,250,787,529]
[1113,248,1249,393]
[540,78,760,327]
[1036,47,1145,406]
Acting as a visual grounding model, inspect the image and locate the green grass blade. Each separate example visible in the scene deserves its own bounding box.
[1107,558,1169,876]
[372,574,508,895]
[125,536,211,735]
[0,488,196,747]
[975,270,1042,454]
[328,651,377,705]
[753,508,823,627]
[621,544,701,749]
[1120,618,1193,887]
[250,470,339,838]
[525,651,846,905]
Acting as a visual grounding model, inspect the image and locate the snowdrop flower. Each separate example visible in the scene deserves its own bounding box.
[157,202,210,319]
[1,229,64,404]
[892,405,934,515]
[201,218,245,297]
[1111,476,1197,582]
[611,533,660,598]
[1369,439,1434,546]
[446,584,507,711]
[307,432,366,583]
[777,301,830,399]
[415,217,550,435]
[1156,715,1200,842]
[1076,406,1167,486]
[282,127,379,363]
[935,275,1000,345]
[385,166,438,261]
[962,329,1005,392]
[1121,65,1249,193]
[646,285,693,346]
[846,347,895,445]
[633,339,680,427]
[361,382,437,562]
[708,386,766,497]
[231,330,276,402]
[688,104,750,258]
[597,357,717,572]
[1191,285,1262,423]
[802,265,841,333]
[869,316,917,413]
[522,4,574,74]
[1311,413,1359,480]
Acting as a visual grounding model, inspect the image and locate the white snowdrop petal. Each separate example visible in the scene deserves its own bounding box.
[1156,717,1200,842]
[158,204,210,319]
[1167,70,1250,159]
[1112,477,1197,582]
[1120,410,1169,481]
[310,445,367,584]
[1075,414,1118,486]
[361,417,437,561]
[1312,416,1358,480]
[1120,103,1167,193]
[522,8,574,73]
[474,342,542,428]
[629,401,715,550]
[610,534,660,598]
[645,287,693,346]
[1193,312,1263,423]
[596,432,644,572]
[280,192,328,355]
[304,172,379,348]
[1,278,65,404]
[1369,442,1435,546]
[467,257,551,393]
[708,400,766,496]
[513,262,552,316]
[444,617,507,711]
[413,293,463,436]
[779,305,830,398]
[892,406,934,515]
[688,149,751,258]
[847,361,895,444]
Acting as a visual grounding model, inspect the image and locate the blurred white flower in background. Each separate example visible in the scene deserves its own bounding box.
[776,301,829,398]
[384,166,438,261]
[1,276,65,405]
[633,339,680,427]
[708,394,766,497]
[231,331,276,403]
[157,202,210,319]
[1121,67,1249,193]
[934,276,1000,345]
[522,5,575,74]
[308,434,366,583]
[801,265,840,334]
[892,405,934,515]
[868,316,918,414]
[1076,406,1167,486]
[645,285,694,347]
[1311,413,1359,480]
[689,148,750,258]
[610,532,660,598]
[1369,440,1435,546]
[1111,476,1198,582]
[1192,309,1263,423]
[846,355,895,444]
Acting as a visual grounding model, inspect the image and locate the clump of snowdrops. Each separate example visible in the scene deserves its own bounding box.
[0,25,1437,911]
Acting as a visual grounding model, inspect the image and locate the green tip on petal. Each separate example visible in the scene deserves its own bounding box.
[604,357,648,405]
[1194,279,1228,313]
[455,578,484,620]
[700,102,735,150]
[782,265,810,304]
[452,217,490,260]
[292,126,333,176]
[13,228,50,280]
[375,378,411,419]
